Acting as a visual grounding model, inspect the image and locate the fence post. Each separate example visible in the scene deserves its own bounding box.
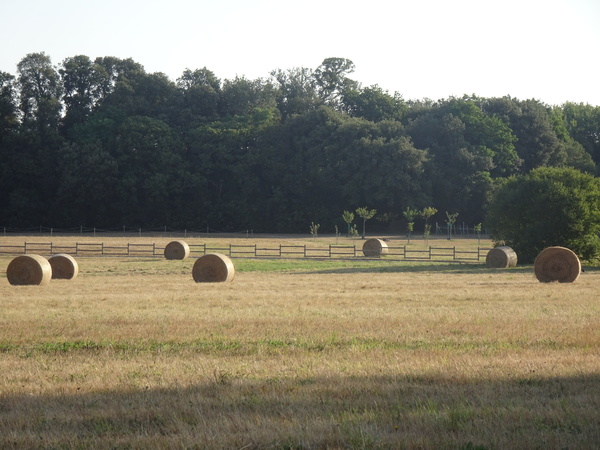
[453,247,456,260]
[102,242,104,256]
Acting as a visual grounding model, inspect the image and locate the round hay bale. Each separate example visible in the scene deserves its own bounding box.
[534,246,581,283]
[192,253,235,283]
[48,254,79,280]
[164,240,190,260]
[6,255,52,286]
[362,238,389,257]
[486,246,518,268]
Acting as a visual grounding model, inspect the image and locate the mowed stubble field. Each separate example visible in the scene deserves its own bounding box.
[0,235,599,449]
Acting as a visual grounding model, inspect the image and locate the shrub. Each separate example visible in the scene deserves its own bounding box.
[486,167,600,263]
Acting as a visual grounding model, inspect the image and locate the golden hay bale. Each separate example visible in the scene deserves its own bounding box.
[48,254,79,280]
[534,246,581,283]
[6,255,52,286]
[164,240,190,260]
[486,246,518,268]
[362,238,389,257]
[192,253,235,283]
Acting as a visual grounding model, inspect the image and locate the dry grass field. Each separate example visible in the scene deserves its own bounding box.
[0,236,599,449]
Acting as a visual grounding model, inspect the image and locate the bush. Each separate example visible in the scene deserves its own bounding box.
[486,167,600,263]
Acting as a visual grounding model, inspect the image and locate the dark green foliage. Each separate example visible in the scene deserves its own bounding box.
[1,54,599,233]
[486,167,600,263]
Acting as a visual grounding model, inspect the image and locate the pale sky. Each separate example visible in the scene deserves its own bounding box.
[2,0,599,106]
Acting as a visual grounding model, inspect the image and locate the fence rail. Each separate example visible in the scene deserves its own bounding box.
[0,241,491,262]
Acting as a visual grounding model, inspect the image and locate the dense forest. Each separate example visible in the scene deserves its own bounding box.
[1,53,599,233]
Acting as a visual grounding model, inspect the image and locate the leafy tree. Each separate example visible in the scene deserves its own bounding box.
[356,206,376,238]
[445,211,458,240]
[176,67,221,122]
[219,76,278,117]
[342,210,355,235]
[483,97,564,171]
[402,206,419,242]
[421,206,438,241]
[13,53,65,222]
[559,102,600,170]
[343,85,407,122]
[54,140,119,226]
[309,222,320,239]
[59,55,106,133]
[0,72,19,216]
[0,71,19,135]
[94,56,145,99]
[549,106,595,173]
[407,110,491,223]
[17,52,63,132]
[112,116,187,225]
[314,57,357,110]
[270,67,319,119]
[486,167,600,263]
[474,222,482,245]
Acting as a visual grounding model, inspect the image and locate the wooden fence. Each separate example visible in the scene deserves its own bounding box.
[0,241,491,262]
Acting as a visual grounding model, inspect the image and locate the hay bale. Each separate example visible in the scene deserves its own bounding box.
[6,255,52,286]
[48,254,79,280]
[486,246,518,268]
[192,253,235,283]
[362,238,389,257]
[164,240,190,260]
[534,246,581,283]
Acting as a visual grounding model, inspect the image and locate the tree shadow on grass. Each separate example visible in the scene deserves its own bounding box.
[296,262,600,276]
[294,263,536,275]
[1,372,598,448]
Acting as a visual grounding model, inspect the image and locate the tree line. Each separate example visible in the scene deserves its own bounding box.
[1,53,599,233]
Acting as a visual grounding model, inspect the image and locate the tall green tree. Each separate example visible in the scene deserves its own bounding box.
[560,102,600,169]
[314,57,358,110]
[176,67,221,123]
[486,167,600,263]
[270,67,319,119]
[112,116,187,225]
[59,55,106,134]
[343,85,407,122]
[356,206,377,238]
[549,106,595,173]
[54,141,119,226]
[12,53,65,223]
[0,71,19,135]
[17,52,63,133]
[483,97,564,171]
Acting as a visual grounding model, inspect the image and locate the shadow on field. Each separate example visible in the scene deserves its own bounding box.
[295,263,536,275]
[1,373,598,448]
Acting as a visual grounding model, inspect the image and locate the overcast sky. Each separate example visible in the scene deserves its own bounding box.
[2,0,599,106]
